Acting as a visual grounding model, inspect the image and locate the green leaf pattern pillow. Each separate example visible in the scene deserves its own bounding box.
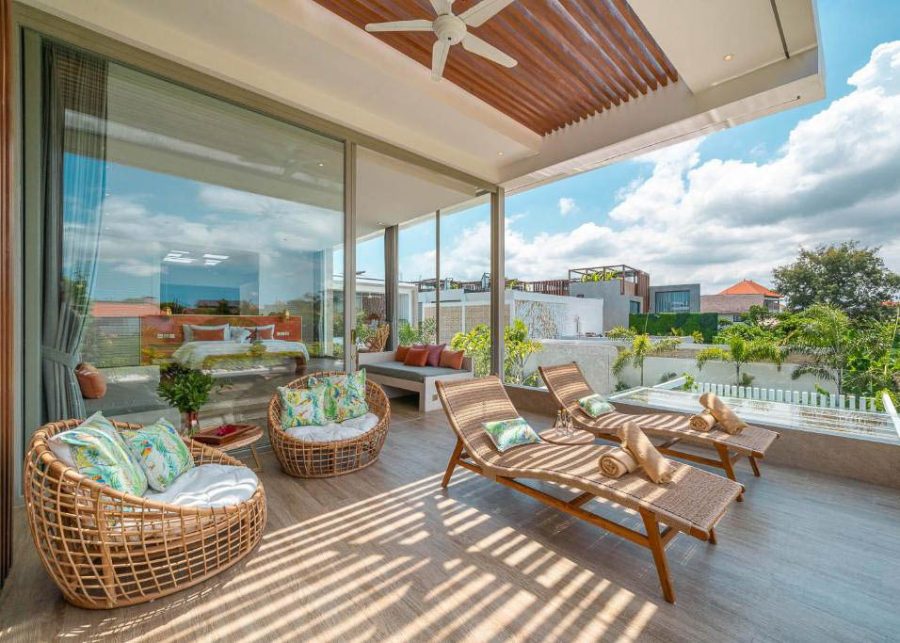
[119,418,194,492]
[278,384,328,428]
[56,413,148,496]
[482,417,542,452]
[309,370,368,422]
[578,394,615,418]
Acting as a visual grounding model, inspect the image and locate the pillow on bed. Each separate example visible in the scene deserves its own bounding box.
[439,349,464,370]
[193,326,227,341]
[578,394,615,417]
[119,418,194,492]
[424,343,445,367]
[231,327,251,343]
[403,347,428,367]
[184,324,229,342]
[250,325,275,341]
[278,384,328,428]
[482,417,541,452]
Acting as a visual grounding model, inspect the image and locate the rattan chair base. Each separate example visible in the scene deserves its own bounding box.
[24,419,267,609]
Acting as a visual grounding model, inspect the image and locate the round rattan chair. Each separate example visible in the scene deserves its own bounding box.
[268,372,391,478]
[24,419,267,609]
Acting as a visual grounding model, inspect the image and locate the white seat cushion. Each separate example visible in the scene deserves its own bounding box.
[284,412,379,442]
[143,464,258,508]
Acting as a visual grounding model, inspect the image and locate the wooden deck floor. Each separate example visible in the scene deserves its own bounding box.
[2,396,899,641]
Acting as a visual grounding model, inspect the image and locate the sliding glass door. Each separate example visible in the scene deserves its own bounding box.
[26,36,346,431]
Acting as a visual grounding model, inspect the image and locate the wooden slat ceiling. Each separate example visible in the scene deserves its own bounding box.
[312,0,678,135]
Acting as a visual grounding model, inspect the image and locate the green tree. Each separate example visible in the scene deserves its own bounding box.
[612,334,681,387]
[449,319,542,382]
[696,329,783,386]
[773,241,900,318]
[785,304,854,395]
[844,306,900,404]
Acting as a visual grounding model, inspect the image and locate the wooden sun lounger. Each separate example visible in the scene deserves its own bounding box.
[435,376,743,604]
[539,363,780,494]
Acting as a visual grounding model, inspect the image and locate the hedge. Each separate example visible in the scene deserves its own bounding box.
[628,312,719,343]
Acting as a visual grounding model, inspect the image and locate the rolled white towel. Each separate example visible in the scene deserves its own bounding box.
[599,447,638,479]
[699,392,747,435]
[688,410,716,432]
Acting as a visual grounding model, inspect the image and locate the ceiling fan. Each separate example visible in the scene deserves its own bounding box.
[365,0,518,81]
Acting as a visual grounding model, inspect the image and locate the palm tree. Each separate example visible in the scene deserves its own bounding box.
[786,304,854,395]
[612,334,681,386]
[696,331,783,386]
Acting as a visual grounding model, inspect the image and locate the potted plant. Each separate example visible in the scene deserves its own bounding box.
[156,363,218,435]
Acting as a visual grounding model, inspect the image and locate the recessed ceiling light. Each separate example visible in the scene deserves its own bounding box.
[497,151,504,156]
[317,162,325,167]
[723,53,734,62]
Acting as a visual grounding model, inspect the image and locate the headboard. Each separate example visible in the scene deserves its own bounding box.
[140,314,302,365]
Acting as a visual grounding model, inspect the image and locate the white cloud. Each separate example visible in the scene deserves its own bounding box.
[558,197,578,216]
[439,41,900,292]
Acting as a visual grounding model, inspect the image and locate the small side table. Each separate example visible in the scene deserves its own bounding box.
[539,427,595,445]
[198,425,264,472]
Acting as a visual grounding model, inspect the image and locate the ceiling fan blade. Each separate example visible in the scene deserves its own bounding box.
[462,34,517,68]
[432,40,451,81]
[459,0,516,27]
[365,19,433,33]
[429,0,452,16]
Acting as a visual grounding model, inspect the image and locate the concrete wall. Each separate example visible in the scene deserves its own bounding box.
[616,353,833,391]
[701,293,764,315]
[523,339,618,394]
[569,281,643,331]
[648,283,701,313]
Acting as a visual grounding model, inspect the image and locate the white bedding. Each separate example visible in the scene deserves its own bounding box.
[143,464,258,508]
[285,412,380,442]
[172,340,309,369]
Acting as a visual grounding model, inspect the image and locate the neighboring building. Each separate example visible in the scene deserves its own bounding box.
[419,289,603,344]
[701,279,782,321]
[568,265,649,331]
[648,284,701,313]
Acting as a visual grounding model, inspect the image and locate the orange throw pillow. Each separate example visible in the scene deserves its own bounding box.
[75,363,107,399]
[395,345,410,362]
[403,347,428,367]
[193,326,226,341]
[439,349,465,370]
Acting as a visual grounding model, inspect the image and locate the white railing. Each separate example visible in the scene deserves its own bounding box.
[691,381,880,412]
[882,392,900,439]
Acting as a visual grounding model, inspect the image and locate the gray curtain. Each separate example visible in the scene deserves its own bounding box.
[41,44,108,421]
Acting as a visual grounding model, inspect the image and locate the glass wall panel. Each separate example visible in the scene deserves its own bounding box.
[354,231,387,350]
[437,198,492,376]
[399,214,436,344]
[33,41,344,430]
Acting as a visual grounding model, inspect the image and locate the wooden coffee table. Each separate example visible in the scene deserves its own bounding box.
[196,425,264,472]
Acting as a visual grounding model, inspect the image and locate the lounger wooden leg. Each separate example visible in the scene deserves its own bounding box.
[749,456,761,477]
[708,528,717,545]
[714,444,743,501]
[442,438,465,488]
[640,509,675,604]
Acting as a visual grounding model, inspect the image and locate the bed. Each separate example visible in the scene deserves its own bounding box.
[173,339,309,372]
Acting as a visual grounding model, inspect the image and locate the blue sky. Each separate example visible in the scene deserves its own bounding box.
[386,0,900,292]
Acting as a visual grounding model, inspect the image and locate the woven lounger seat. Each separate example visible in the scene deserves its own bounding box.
[539,363,780,486]
[436,376,743,603]
[24,419,267,609]
[268,372,391,478]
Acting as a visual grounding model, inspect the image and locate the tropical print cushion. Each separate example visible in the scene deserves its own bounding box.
[50,412,148,496]
[119,418,194,492]
[278,384,328,428]
[482,417,541,452]
[578,394,615,418]
[308,370,369,422]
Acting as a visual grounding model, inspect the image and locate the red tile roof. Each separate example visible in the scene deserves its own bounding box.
[718,279,780,297]
[92,302,161,318]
